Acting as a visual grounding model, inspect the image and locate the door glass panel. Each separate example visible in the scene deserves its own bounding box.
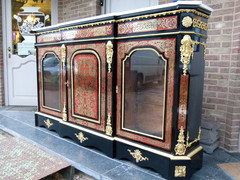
[42,54,60,110]
[123,50,166,139]
[12,0,51,57]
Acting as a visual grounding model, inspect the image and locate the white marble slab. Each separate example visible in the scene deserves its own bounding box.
[35,1,213,32]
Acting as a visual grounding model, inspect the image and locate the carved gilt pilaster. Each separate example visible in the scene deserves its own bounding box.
[106,41,113,73]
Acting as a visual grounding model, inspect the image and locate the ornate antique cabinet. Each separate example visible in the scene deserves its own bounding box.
[34,1,212,179]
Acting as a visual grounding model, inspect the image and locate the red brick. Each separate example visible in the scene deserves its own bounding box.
[229,80,240,87]
[220,68,230,73]
[221,55,231,61]
[210,3,223,9]
[205,79,218,85]
[209,16,223,22]
[203,103,216,109]
[224,15,234,21]
[205,55,220,61]
[229,87,240,93]
[217,104,227,111]
[222,28,233,34]
[205,67,219,72]
[207,98,227,105]
[232,41,240,47]
[210,61,230,67]
[233,27,240,34]
[234,21,240,28]
[208,85,228,92]
[224,1,234,8]
[203,91,217,97]
[230,55,240,61]
[213,8,234,16]
[217,92,228,99]
[230,68,240,73]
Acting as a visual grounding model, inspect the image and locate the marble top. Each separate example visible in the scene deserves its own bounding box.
[34,1,212,32]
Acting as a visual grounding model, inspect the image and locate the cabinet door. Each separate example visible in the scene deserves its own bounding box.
[116,38,176,150]
[66,43,108,132]
[37,46,66,119]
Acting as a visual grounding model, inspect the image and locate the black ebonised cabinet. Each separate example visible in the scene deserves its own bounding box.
[34,2,212,179]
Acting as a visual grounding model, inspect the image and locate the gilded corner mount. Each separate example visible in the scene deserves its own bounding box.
[174,126,186,155]
[175,166,186,177]
[180,35,206,75]
[174,126,201,156]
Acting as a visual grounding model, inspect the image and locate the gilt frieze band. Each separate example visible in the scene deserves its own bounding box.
[62,24,113,40]
[37,32,61,43]
[118,16,177,35]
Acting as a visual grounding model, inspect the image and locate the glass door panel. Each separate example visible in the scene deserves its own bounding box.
[42,54,60,110]
[122,50,166,139]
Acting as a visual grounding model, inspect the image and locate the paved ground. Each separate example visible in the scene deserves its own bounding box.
[0,106,239,180]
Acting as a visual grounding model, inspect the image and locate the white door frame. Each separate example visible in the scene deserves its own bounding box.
[1,0,58,106]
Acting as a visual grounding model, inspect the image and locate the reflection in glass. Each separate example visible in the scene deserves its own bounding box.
[12,0,51,56]
[42,54,60,110]
[123,50,166,139]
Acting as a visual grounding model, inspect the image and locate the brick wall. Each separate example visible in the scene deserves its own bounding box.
[0,0,5,106]
[200,0,240,152]
[58,0,101,23]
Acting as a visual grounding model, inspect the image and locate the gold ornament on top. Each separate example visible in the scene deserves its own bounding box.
[182,16,193,28]
[106,41,113,73]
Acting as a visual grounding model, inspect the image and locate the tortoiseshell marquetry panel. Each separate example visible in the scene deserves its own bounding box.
[116,38,176,150]
[37,32,62,43]
[62,24,113,41]
[178,74,190,130]
[66,43,107,132]
[117,16,178,35]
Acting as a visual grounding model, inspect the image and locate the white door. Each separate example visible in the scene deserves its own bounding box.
[103,0,159,14]
[2,0,58,106]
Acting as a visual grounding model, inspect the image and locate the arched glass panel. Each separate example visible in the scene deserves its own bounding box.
[123,50,166,139]
[42,54,60,110]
